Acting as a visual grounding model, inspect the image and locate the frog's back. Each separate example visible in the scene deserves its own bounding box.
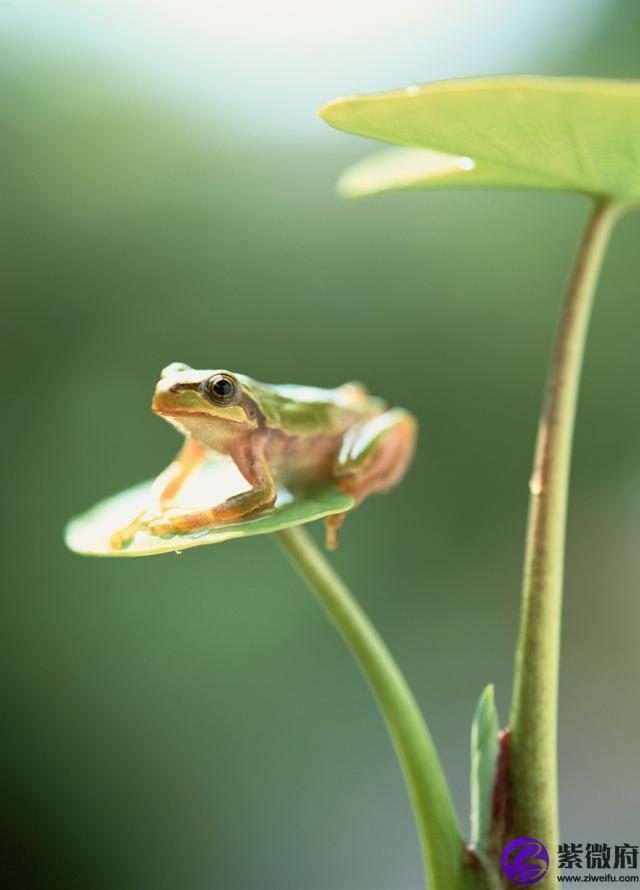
[240,376,384,436]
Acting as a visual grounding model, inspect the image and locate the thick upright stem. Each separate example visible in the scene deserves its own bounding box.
[510,200,620,865]
[277,525,486,890]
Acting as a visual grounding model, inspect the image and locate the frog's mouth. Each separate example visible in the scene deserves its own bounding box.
[152,382,203,415]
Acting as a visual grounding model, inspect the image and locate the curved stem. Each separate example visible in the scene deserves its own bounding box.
[276,525,485,890]
[510,199,621,863]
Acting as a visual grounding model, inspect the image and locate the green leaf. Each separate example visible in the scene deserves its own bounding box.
[470,684,499,854]
[319,76,640,201]
[65,457,354,557]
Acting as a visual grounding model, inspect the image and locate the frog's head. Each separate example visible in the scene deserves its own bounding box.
[152,363,260,442]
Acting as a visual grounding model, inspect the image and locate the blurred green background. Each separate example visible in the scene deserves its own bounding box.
[3,2,640,888]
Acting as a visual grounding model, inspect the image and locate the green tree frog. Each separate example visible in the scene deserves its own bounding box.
[111,363,417,550]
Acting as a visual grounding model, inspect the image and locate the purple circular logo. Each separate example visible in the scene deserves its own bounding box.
[501,837,550,885]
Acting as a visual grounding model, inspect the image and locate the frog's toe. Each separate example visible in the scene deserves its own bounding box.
[324,511,348,550]
[110,525,138,550]
[109,530,127,550]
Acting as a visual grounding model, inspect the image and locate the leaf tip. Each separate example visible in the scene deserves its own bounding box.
[316,95,354,128]
[335,170,361,200]
[472,684,500,759]
[478,682,495,710]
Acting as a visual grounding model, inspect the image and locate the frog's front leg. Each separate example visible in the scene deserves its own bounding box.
[325,408,417,549]
[110,438,207,549]
[146,437,276,537]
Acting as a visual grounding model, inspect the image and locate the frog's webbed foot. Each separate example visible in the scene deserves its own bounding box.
[324,512,345,551]
[325,408,417,550]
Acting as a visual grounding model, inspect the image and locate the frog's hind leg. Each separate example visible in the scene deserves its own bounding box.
[325,408,417,549]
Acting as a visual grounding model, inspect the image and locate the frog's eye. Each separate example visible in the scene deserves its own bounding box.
[204,373,239,406]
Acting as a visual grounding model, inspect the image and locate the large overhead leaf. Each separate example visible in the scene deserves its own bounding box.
[319,76,640,201]
[65,457,353,557]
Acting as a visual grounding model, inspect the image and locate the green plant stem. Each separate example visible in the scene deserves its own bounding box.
[510,199,621,863]
[276,524,486,890]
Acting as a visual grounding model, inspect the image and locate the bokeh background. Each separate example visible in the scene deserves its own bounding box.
[3,2,640,888]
